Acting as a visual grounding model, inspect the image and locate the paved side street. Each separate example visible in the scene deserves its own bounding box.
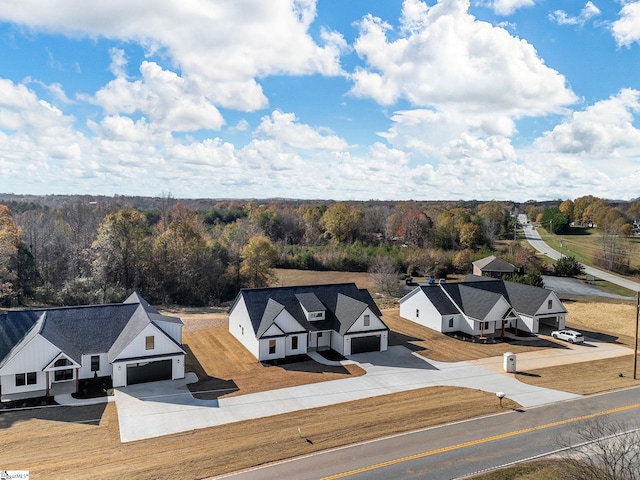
[112,345,608,443]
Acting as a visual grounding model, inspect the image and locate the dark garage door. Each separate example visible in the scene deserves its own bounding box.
[126,359,172,385]
[351,335,381,354]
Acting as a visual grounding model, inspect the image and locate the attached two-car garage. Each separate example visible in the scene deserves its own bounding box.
[350,335,382,354]
[126,359,172,385]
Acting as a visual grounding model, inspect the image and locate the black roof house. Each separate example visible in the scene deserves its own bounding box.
[0,293,184,370]
[231,283,385,338]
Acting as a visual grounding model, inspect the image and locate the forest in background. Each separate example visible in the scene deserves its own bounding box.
[0,193,638,308]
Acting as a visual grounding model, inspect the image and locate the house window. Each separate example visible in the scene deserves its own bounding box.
[317,332,323,338]
[364,314,370,327]
[416,309,420,318]
[54,369,74,382]
[291,336,299,350]
[268,339,276,355]
[91,355,100,372]
[54,358,72,367]
[547,299,553,309]
[145,336,155,350]
[27,372,37,385]
[449,318,454,328]
[15,373,25,387]
[483,322,489,330]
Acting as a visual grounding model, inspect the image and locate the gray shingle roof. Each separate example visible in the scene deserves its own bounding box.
[419,284,505,320]
[443,284,505,320]
[472,255,515,273]
[232,283,385,338]
[463,275,566,315]
[0,294,183,368]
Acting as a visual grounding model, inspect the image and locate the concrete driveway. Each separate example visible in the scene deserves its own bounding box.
[115,346,583,443]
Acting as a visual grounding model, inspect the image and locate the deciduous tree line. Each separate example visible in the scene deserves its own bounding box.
[6,195,632,307]
[0,198,519,306]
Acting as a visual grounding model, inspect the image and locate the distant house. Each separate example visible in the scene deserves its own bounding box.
[229,283,388,361]
[399,276,566,337]
[0,293,185,402]
[472,255,515,278]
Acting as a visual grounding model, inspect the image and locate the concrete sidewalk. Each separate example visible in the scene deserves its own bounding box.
[115,346,581,443]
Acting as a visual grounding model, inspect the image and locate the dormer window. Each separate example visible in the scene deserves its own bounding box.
[310,311,325,321]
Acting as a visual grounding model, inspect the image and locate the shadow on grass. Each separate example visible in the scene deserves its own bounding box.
[0,402,106,429]
[263,354,353,375]
[388,330,426,352]
[183,343,239,400]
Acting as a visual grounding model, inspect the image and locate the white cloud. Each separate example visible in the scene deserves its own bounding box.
[85,61,225,132]
[108,48,128,78]
[535,89,640,155]
[0,0,347,127]
[255,110,349,150]
[612,1,640,46]
[351,0,577,117]
[549,1,601,26]
[487,0,535,16]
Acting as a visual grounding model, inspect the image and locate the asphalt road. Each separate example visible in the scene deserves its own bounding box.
[518,214,640,294]
[214,387,640,480]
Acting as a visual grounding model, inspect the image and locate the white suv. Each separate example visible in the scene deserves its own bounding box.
[551,329,585,344]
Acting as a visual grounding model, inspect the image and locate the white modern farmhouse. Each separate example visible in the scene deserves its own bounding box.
[399,276,566,337]
[0,293,185,401]
[229,283,388,361]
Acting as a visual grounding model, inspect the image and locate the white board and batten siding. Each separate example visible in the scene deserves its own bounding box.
[330,330,346,355]
[111,323,185,387]
[534,292,566,330]
[258,336,286,361]
[77,352,111,380]
[0,334,60,376]
[115,323,182,360]
[0,334,61,400]
[399,290,446,331]
[229,297,260,359]
[154,319,182,344]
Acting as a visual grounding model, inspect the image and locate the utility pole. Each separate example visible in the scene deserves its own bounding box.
[634,291,639,380]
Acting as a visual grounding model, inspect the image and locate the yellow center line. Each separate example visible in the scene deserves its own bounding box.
[321,402,640,480]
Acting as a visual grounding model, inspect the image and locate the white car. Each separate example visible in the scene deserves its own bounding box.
[551,329,585,344]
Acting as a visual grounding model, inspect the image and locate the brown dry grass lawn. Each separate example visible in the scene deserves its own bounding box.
[0,387,517,480]
[515,298,640,394]
[183,325,366,398]
[274,268,379,291]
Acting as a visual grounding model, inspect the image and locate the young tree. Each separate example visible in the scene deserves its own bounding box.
[368,256,399,296]
[557,417,640,480]
[554,256,585,277]
[241,235,277,288]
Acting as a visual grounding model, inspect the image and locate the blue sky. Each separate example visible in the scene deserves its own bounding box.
[0,0,639,202]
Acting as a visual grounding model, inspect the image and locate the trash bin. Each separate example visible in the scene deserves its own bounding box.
[503,352,516,373]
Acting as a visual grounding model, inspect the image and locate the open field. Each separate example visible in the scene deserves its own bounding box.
[538,225,640,272]
[274,267,381,292]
